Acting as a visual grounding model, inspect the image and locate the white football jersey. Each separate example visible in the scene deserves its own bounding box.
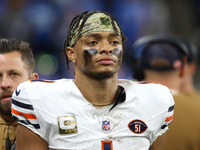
[11,79,174,150]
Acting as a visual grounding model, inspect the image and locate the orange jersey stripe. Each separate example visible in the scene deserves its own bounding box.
[11,108,37,119]
[165,115,173,122]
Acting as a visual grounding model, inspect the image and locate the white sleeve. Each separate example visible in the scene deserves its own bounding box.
[11,81,46,141]
[151,89,175,144]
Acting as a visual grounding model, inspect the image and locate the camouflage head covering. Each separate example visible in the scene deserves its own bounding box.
[68,12,122,47]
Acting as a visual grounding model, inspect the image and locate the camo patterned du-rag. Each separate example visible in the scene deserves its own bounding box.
[68,13,122,47]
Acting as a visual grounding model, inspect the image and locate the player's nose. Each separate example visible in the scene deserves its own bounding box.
[99,40,112,55]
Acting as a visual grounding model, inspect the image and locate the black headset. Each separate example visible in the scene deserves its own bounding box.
[182,38,198,63]
[129,34,189,81]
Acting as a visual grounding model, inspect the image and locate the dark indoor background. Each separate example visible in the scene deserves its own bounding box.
[0,0,200,88]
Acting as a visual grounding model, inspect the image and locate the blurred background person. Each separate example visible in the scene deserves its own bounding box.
[130,34,200,150]
[0,38,38,150]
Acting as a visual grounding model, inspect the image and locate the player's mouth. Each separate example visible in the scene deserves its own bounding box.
[97,57,115,65]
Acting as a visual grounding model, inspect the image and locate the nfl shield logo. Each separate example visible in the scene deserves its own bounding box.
[102,120,110,131]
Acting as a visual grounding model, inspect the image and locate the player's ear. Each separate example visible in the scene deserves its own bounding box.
[66,47,76,62]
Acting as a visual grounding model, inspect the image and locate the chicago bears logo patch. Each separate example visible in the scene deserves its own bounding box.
[128,119,148,134]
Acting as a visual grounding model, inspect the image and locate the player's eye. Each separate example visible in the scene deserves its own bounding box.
[111,41,119,45]
[88,41,97,45]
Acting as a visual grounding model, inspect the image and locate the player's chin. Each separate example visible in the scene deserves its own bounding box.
[95,71,116,79]
[84,69,117,80]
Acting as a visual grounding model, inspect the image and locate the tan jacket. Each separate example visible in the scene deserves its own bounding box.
[165,90,200,150]
[0,118,17,150]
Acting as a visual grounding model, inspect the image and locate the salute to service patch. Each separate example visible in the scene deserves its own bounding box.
[57,116,78,134]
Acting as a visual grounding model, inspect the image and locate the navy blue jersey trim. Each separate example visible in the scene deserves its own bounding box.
[168,105,174,112]
[20,120,40,129]
[12,99,34,110]
[109,86,126,112]
[103,143,111,150]
[161,124,167,129]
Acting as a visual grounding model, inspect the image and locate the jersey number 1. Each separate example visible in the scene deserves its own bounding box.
[101,141,113,150]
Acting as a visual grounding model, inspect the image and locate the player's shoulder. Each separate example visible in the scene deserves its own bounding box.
[118,79,173,104]
[118,79,169,92]
[136,81,174,105]
[137,81,169,92]
[13,78,74,102]
[21,78,72,85]
[18,78,73,91]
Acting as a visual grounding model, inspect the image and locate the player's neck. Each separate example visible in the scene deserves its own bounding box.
[74,73,119,107]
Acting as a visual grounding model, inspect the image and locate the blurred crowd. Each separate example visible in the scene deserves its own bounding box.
[0,0,200,83]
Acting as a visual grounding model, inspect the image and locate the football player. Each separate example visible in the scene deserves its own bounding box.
[12,10,174,150]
